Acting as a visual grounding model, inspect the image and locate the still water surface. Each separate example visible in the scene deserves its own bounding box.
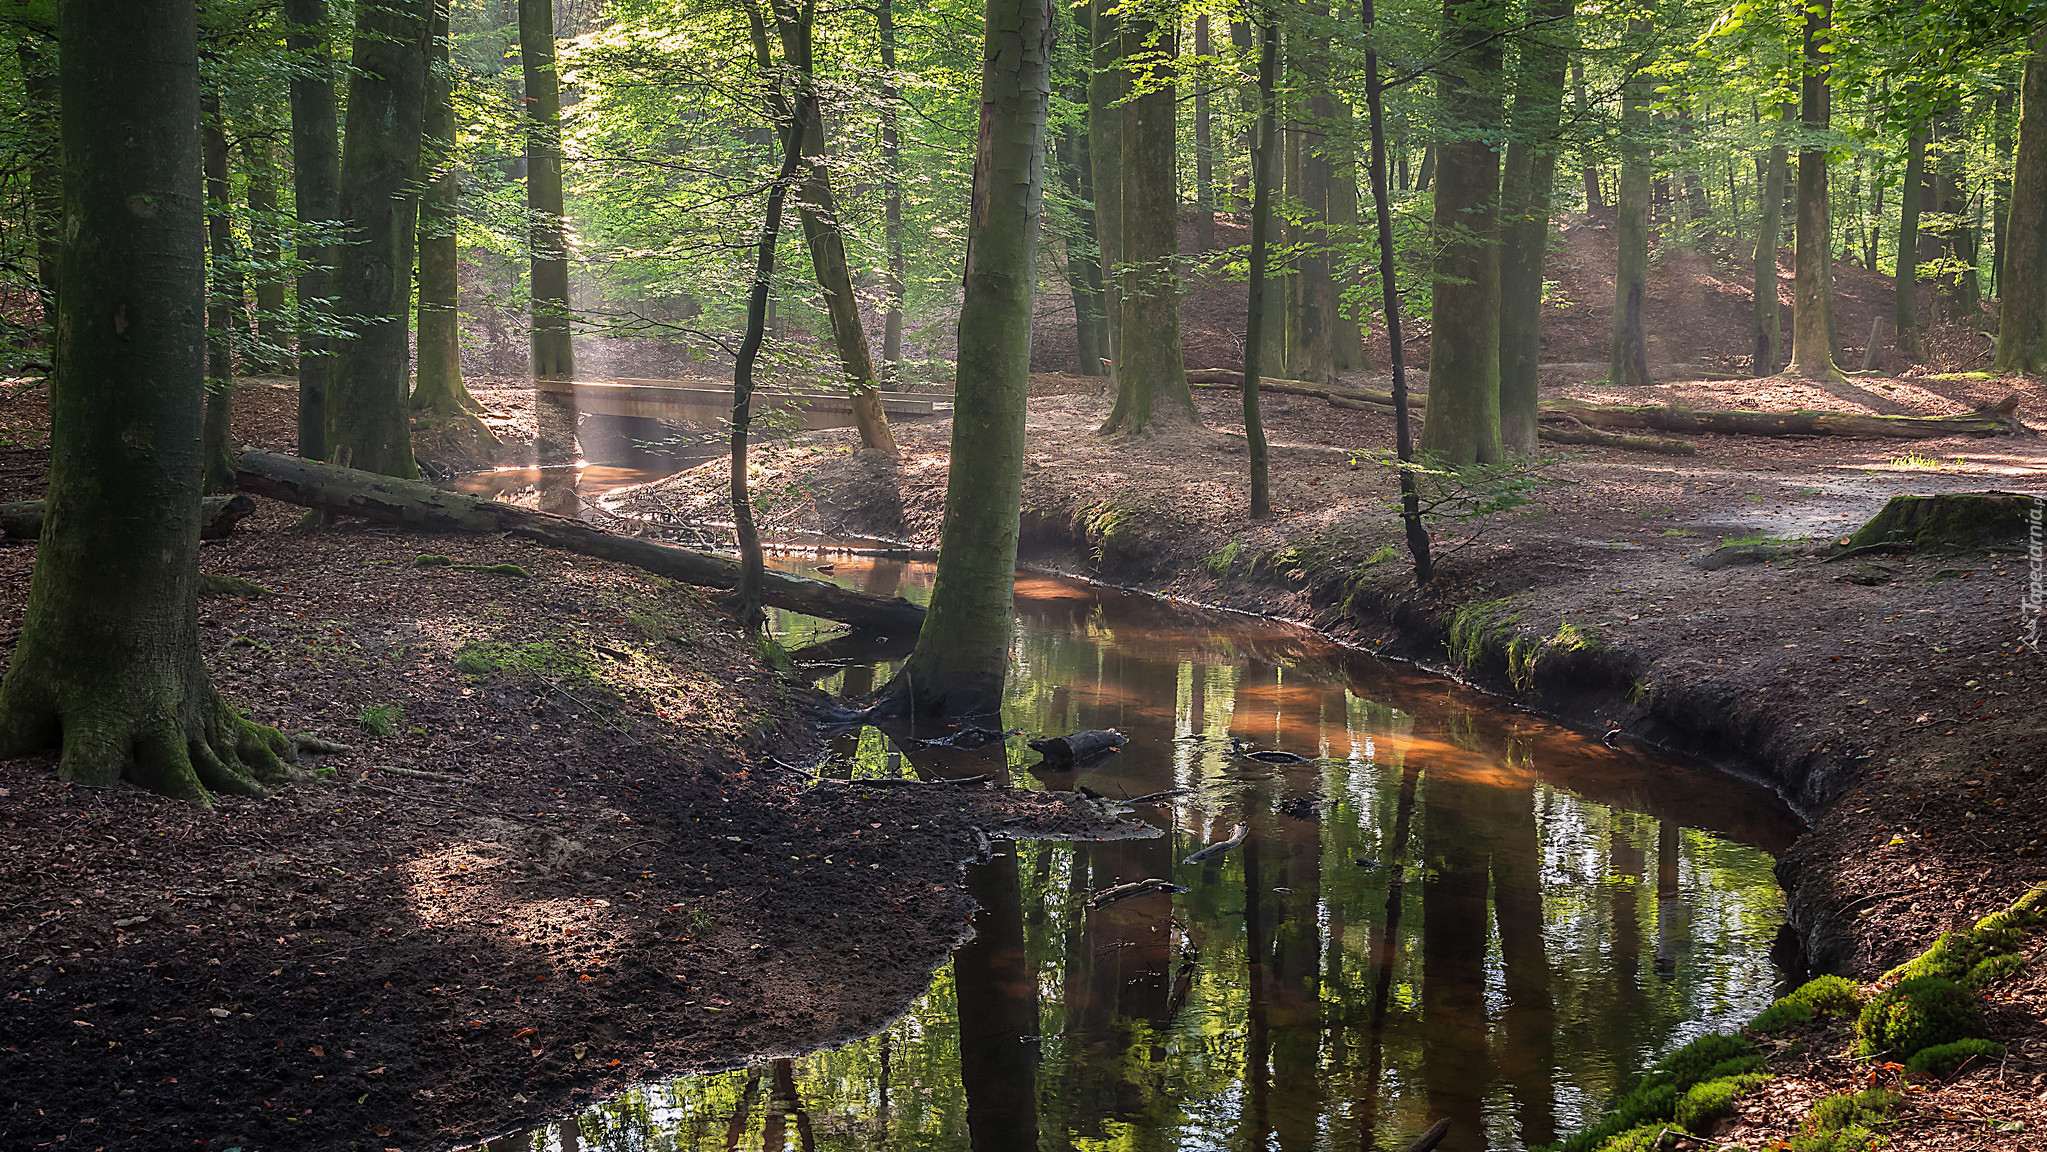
[480,557,1799,1152]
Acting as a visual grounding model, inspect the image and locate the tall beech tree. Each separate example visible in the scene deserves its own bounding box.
[285,0,340,461]
[1787,0,1839,378]
[1497,0,1576,452]
[1100,6,1195,436]
[775,4,897,455]
[1243,9,1279,519]
[1193,14,1218,253]
[243,135,292,375]
[876,0,1054,717]
[1894,126,1925,355]
[200,93,246,494]
[1996,30,2047,374]
[13,7,59,328]
[520,0,575,380]
[0,0,292,803]
[1088,0,1125,376]
[327,0,429,478]
[877,0,911,380]
[1053,31,1109,377]
[411,0,495,446]
[1608,16,1653,389]
[1752,107,1788,375]
[1418,0,1506,464]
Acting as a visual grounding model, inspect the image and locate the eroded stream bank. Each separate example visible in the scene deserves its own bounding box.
[478,557,1799,1152]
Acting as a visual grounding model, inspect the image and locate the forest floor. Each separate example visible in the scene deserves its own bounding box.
[0,376,1151,1152]
[614,213,2047,1144]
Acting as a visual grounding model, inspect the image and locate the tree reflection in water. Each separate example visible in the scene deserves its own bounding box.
[488,559,1798,1152]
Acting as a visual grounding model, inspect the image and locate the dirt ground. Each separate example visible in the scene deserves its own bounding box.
[619,360,2047,1144]
[0,380,1150,1152]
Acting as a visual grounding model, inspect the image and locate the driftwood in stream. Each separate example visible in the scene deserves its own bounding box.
[233,451,926,631]
[1028,728,1127,768]
[1,493,255,541]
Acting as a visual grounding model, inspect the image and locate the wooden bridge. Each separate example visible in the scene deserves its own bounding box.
[534,377,952,429]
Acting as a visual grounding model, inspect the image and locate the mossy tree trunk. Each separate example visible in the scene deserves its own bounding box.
[200,93,247,495]
[328,0,430,478]
[1607,19,1652,389]
[779,11,897,455]
[1243,10,1279,520]
[520,0,574,380]
[1788,0,1839,379]
[285,0,340,462]
[1088,0,1124,379]
[1418,0,1506,464]
[877,0,1053,717]
[1895,125,1925,356]
[1497,0,1577,453]
[1996,31,2047,375]
[1752,106,1789,376]
[1100,7,1195,435]
[243,134,294,375]
[411,0,492,439]
[0,0,291,805]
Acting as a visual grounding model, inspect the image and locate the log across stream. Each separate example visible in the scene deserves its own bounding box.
[477,556,1802,1152]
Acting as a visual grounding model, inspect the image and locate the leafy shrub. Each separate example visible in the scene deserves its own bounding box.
[1854,976,1979,1058]
[1593,1124,1680,1152]
[1674,1073,1768,1132]
[1784,975,1863,1017]
[1903,1038,2005,1078]
[1749,1000,1816,1033]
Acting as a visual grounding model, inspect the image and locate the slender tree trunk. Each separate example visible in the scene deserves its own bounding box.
[0,0,290,804]
[1054,64,1108,376]
[1497,0,1577,453]
[729,2,815,632]
[779,14,897,454]
[14,30,60,329]
[243,135,293,374]
[875,0,1053,717]
[201,94,246,495]
[1930,110,1982,321]
[1288,46,1337,387]
[1193,14,1217,252]
[412,1,490,430]
[286,0,340,461]
[1992,86,2014,299]
[1100,11,1195,435]
[1363,0,1430,581]
[1328,110,1368,373]
[1089,0,1125,379]
[1243,13,1278,520]
[1752,107,1789,375]
[1419,0,1507,464]
[1608,19,1652,388]
[1896,126,1926,356]
[878,0,909,380]
[1415,144,1435,191]
[520,0,574,379]
[328,0,430,478]
[1788,0,1839,378]
[1232,18,1256,211]
[1996,30,2047,374]
[1573,61,1602,211]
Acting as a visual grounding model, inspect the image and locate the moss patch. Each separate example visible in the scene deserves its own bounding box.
[1854,975,1979,1058]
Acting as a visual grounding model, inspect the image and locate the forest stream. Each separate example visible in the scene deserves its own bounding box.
[473,556,1804,1152]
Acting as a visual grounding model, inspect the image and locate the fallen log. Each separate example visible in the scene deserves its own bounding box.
[1028,728,1127,768]
[1537,417,1697,455]
[1184,822,1249,865]
[1546,394,2028,440]
[233,451,927,631]
[1,493,255,541]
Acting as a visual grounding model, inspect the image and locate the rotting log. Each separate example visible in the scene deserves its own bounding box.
[1,493,255,541]
[1536,417,1696,455]
[233,450,927,630]
[1548,394,2028,439]
[1028,728,1127,768]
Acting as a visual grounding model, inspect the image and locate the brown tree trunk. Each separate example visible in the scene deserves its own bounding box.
[1752,106,1790,375]
[1192,14,1217,253]
[1498,0,1578,451]
[1608,19,1652,389]
[1788,0,1839,378]
[243,135,294,374]
[14,29,60,329]
[1997,30,2047,374]
[1896,125,1926,356]
[1088,0,1125,379]
[877,0,908,381]
[286,0,341,462]
[519,0,575,380]
[201,93,248,495]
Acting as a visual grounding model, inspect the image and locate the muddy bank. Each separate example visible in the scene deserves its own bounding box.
[619,378,2047,984]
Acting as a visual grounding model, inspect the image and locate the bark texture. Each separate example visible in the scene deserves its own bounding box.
[1497,0,1576,452]
[880,0,1054,716]
[1418,0,1505,464]
[1608,20,1652,389]
[1088,0,1124,377]
[1895,126,1926,355]
[1997,34,2047,375]
[1243,13,1279,519]
[878,0,908,379]
[0,0,292,805]
[328,0,430,477]
[1788,0,1839,379]
[243,136,293,374]
[1752,108,1789,375]
[412,0,491,434]
[201,94,246,495]
[520,0,575,379]
[286,0,341,461]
